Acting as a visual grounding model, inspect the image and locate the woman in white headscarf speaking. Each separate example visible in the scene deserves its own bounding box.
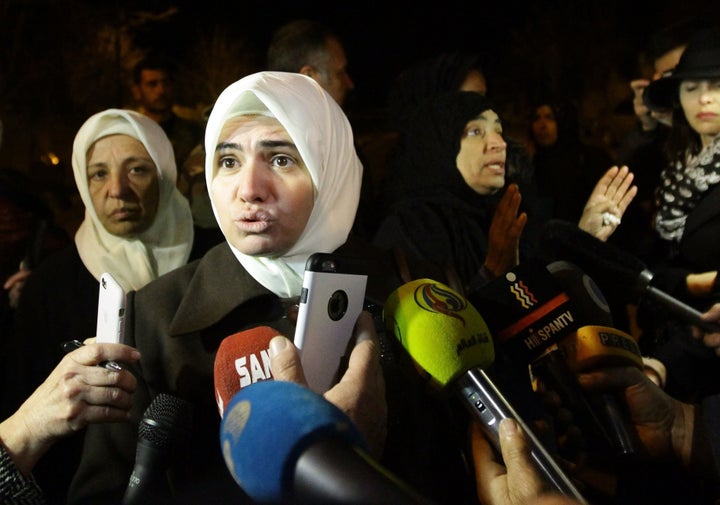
[69,72,476,505]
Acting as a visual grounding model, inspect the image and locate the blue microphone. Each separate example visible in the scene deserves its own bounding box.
[220,380,433,504]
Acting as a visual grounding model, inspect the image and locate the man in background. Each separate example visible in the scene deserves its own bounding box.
[131,54,203,169]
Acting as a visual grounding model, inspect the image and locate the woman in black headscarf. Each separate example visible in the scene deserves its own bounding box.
[374,91,635,292]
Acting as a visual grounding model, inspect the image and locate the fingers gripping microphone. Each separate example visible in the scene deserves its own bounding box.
[220,380,433,505]
[539,219,720,333]
[122,393,193,505]
[214,326,279,418]
[383,279,588,503]
[470,259,641,459]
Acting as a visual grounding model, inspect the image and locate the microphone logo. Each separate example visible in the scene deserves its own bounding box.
[413,281,467,324]
[507,272,538,309]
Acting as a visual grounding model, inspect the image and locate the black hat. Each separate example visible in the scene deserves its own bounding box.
[644,29,720,112]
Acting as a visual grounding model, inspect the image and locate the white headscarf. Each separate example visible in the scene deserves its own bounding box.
[204,72,362,297]
[73,109,194,292]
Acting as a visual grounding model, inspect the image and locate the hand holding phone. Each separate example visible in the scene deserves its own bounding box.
[293,253,368,393]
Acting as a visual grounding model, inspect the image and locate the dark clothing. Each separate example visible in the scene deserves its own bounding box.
[2,246,97,505]
[159,114,203,169]
[636,181,720,404]
[2,230,216,505]
[613,123,670,264]
[375,92,549,293]
[532,141,613,224]
[68,239,477,504]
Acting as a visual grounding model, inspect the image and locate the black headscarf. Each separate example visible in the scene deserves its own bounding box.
[382,91,534,208]
[387,52,486,132]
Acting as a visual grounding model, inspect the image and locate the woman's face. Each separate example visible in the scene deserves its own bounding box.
[680,78,720,147]
[455,109,507,195]
[86,134,160,237]
[211,115,314,256]
[531,104,558,147]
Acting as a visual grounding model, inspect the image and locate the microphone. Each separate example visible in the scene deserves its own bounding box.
[220,380,433,505]
[122,393,193,505]
[538,219,720,333]
[560,325,644,373]
[470,259,642,459]
[383,278,588,504]
[214,326,278,418]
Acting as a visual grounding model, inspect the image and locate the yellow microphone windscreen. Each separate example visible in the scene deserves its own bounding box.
[383,279,494,386]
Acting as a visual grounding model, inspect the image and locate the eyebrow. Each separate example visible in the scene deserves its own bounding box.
[87,155,153,169]
[215,139,297,153]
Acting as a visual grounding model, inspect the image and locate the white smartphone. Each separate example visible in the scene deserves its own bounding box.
[294,253,368,393]
[96,272,126,344]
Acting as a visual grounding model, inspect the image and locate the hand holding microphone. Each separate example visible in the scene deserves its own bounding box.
[383,278,588,503]
[213,315,387,458]
[220,380,431,504]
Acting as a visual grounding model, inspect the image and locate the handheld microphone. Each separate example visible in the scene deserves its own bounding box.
[383,278,588,503]
[220,380,433,505]
[122,393,193,505]
[538,219,720,333]
[470,259,641,459]
[214,326,278,418]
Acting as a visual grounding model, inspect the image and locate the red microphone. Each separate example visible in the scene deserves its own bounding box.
[214,326,281,418]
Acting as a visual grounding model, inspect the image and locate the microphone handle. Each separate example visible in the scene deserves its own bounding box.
[455,368,588,504]
[644,285,720,333]
[294,438,435,505]
[532,348,642,459]
[121,441,173,505]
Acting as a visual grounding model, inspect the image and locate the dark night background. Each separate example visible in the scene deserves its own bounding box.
[0,0,716,233]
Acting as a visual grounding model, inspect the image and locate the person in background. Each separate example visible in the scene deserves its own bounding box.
[69,72,477,504]
[374,91,636,294]
[266,18,354,107]
[614,17,693,264]
[131,54,203,170]
[2,109,195,503]
[632,27,720,405]
[266,18,380,240]
[528,97,616,224]
[0,341,139,504]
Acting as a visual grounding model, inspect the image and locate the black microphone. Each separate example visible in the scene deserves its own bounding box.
[538,219,720,333]
[122,393,193,505]
[220,380,433,505]
[468,258,642,460]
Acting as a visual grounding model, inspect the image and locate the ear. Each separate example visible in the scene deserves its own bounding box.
[298,64,318,79]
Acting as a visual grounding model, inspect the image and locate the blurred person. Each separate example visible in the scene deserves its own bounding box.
[266,18,354,107]
[131,54,203,169]
[528,97,616,224]
[632,27,720,404]
[386,51,489,133]
[0,341,139,504]
[614,18,693,264]
[69,72,478,504]
[266,18,380,240]
[3,109,196,503]
[0,169,70,318]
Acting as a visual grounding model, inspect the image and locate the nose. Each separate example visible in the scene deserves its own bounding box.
[487,131,506,153]
[699,84,713,104]
[107,172,131,199]
[343,73,355,91]
[236,161,270,203]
